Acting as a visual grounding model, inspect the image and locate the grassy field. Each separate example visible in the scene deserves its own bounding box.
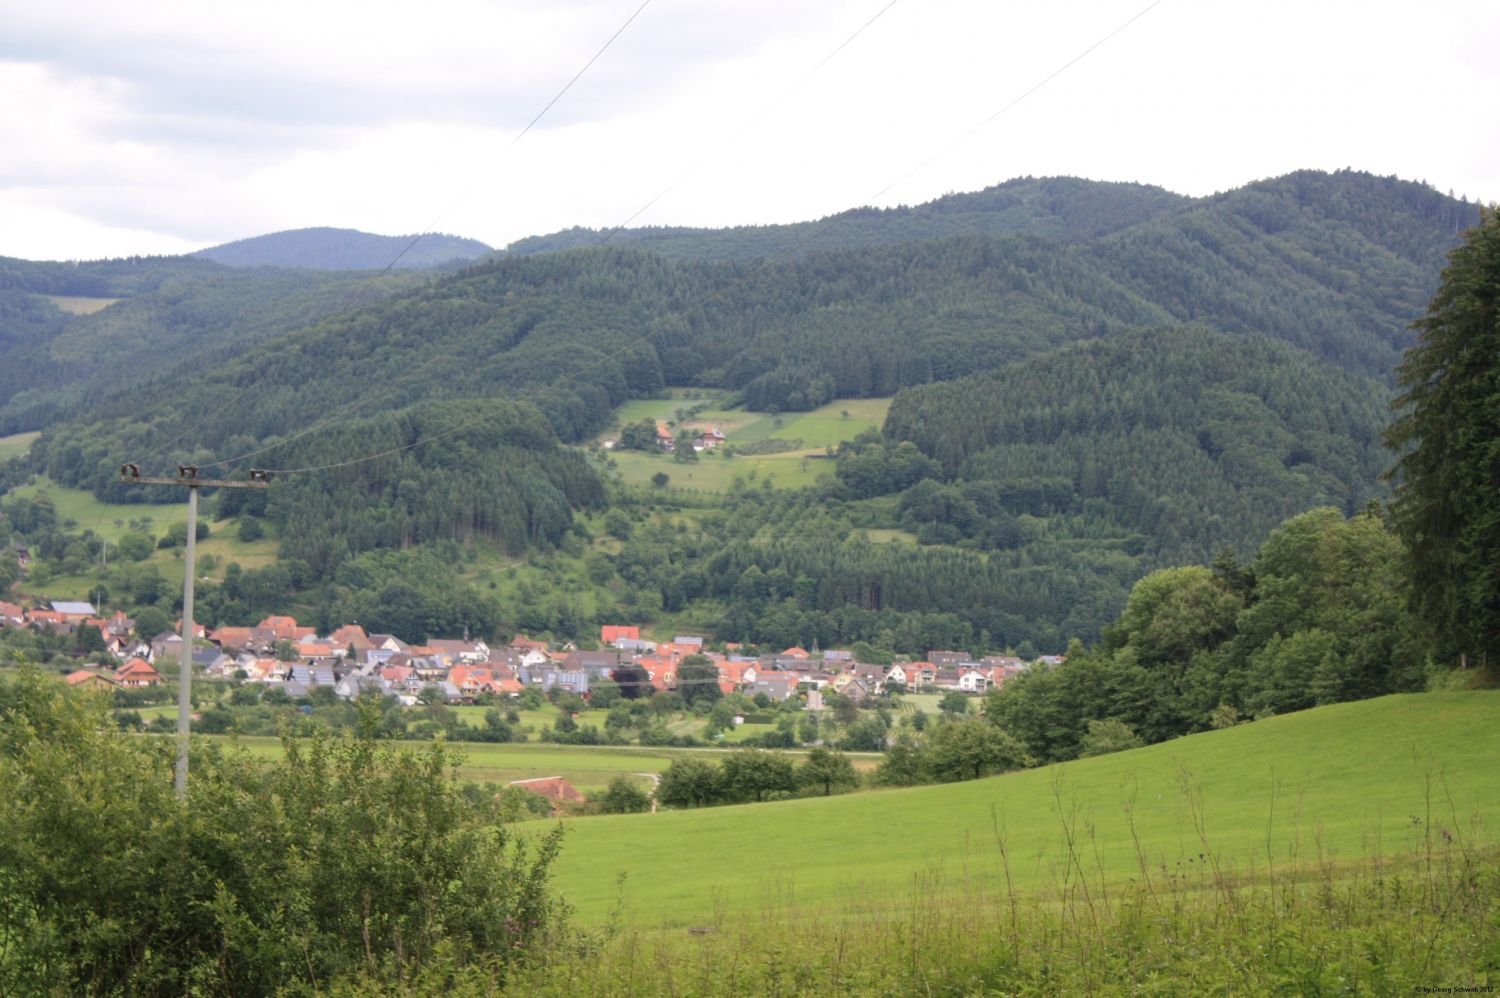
[541,691,1500,925]
[6,476,281,604]
[0,431,40,461]
[899,693,945,715]
[599,397,890,494]
[603,448,832,492]
[200,733,882,796]
[12,476,183,541]
[608,394,724,428]
[41,294,122,315]
[208,735,681,794]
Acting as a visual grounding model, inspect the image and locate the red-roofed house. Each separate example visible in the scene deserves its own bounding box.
[600,625,640,645]
[958,667,991,693]
[718,660,758,688]
[327,624,372,652]
[509,777,585,811]
[175,620,208,639]
[635,656,676,692]
[428,639,489,663]
[297,637,335,660]
[380,665,417,685]
[65,669,117,690]
[115,657,162,687]
[257,615,301,638]
[26,609,69,632]
[886,661,937,689]
[210,626,254,651]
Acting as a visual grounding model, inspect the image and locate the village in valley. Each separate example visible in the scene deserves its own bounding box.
[4,598,1041,709]
[1,594,1051,810]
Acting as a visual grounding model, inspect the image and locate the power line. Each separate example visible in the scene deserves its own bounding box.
[124,0,655,472]
[864,0,1167,209]
[255,0,1167,479]
[381,0,655,274]
[193,0,907,476]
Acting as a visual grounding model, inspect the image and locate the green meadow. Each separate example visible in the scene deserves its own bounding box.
[13,476,182,542]
[599,397,890,494]
[544,691,1500,925]
[206,735,677,794]
[8,476,281,603]
[0,432,40,461]
[40,294,121,315]
[198,733,879,796]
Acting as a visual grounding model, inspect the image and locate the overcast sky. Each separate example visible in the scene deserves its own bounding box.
[2,0,1495,261]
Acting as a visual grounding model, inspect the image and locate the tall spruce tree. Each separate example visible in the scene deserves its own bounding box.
[1386,209,1500,672]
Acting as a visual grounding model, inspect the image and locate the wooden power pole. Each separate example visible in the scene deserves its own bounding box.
[119,464,271,800]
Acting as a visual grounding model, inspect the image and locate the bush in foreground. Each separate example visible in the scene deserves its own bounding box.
[0,670,566,995]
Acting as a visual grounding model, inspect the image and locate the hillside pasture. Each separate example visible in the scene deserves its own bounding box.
[41,294,122,315]
[12,476,181,542]
[597,397,890,494]
[0,432,40,461]
[543,691,1500,924]
[9,477,280,578]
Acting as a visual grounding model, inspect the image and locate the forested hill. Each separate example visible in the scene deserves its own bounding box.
[31,170,1473,503]
[194,227,494,270]
[1075,171,1478,375]
[879,326,1391,564]
[0,257,424,435]
[507,176,1189,260]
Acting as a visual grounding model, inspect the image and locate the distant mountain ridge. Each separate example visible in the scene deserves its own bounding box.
[506,176,1191,261]
[194,227,494,270]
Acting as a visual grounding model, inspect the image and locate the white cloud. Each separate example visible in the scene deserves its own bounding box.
[0,0,1495,260]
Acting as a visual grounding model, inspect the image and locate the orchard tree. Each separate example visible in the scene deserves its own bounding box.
[721,749,796,802]
[925,717,1030,782]
[797,747,858,796]
[597,775,652,814]
[656,758,724,808]
[1386,209,1500,673]
[939,691,970,717]
[619,418,658,451]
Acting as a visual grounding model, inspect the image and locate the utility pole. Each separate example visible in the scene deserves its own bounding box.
[119,464,271,800]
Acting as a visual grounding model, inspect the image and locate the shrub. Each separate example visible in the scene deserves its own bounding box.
[0,670,567,995]
[596,775,652,814]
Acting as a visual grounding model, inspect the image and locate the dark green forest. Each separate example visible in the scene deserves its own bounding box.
[0,256,424,434]
[0,170,1485,649]
[506,175,1191,259]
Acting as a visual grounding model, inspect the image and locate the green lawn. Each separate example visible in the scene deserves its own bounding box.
[449,703,605,733]
[13,477,181,542]
[41,294,122,315]
[6,477,280,604]
[200,733,877,797]
[899,693,945,715]
[608,394,724,430]
[596,396,890,494]
[602,448,832,493]
[0,431,40,461]
[204,735,684,795]
[768,397,892,447]
[864,528,918,545]
[542,691,1500,924]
